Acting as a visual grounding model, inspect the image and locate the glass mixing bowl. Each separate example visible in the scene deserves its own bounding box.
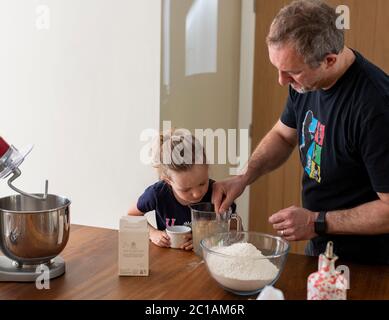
[200,231,290,296]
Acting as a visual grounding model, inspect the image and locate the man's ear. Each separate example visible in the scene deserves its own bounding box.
[324,54,337,69]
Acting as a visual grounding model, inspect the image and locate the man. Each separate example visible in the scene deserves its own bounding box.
[212,0,389,264]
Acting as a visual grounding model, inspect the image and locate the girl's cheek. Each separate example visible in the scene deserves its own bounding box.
[180,191,190,199]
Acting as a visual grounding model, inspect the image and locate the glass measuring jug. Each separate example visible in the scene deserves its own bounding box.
[190,202,242,256]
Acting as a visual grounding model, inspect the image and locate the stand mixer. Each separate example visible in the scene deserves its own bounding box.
[0,136,71,282]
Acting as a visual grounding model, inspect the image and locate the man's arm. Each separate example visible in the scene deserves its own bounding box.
[269,193,389,241]
[326,193,389,235]
[243,120,298,185]
[212,120,297,213]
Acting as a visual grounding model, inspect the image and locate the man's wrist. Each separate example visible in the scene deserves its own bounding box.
[310,212,319,235]
[239,172,251,187]
[312,212,319,223]
[240,165,258,186]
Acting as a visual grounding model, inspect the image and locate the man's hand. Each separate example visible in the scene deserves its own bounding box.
[269,206,318,241]
[212,175,248,213]
[149,229,171,248]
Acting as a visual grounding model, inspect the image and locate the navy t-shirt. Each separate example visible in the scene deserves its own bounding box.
[137,179,235,230]
[281,50,389,264]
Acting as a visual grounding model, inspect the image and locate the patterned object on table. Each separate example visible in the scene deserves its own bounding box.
[307,241,348,300]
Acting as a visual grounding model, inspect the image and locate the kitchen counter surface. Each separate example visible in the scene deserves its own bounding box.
[0,224,388,300]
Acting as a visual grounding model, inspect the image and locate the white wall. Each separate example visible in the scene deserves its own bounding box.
[159,0,255,230]
[235,0,255,230]
[160,0,241,182]
[0,0,161,229]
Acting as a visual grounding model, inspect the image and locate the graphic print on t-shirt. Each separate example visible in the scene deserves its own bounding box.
[300,110,325,183]
[165,218,176,227]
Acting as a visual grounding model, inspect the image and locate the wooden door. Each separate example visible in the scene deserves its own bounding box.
[250,0,389,254]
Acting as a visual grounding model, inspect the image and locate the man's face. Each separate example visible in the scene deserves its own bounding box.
[268,44,326,93]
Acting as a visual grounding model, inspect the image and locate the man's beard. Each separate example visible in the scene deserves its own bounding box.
[295,87,308,94]
[292,84,314,94]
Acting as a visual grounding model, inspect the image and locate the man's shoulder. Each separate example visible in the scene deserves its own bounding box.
[353,51,389,103]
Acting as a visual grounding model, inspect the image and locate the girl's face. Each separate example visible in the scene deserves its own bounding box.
[164,165,209,206]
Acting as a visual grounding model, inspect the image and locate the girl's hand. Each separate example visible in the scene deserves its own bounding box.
[180,234,193,251]
[149,229,171,248]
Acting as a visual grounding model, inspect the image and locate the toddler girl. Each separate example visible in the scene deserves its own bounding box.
[128,129,215,250]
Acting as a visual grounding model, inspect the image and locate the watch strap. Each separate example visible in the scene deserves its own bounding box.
[315,211,327,236]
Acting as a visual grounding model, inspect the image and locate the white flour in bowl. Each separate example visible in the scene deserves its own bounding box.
[206,242,279,292]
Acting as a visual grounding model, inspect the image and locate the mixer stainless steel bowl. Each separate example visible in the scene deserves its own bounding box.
[0,194,70,266]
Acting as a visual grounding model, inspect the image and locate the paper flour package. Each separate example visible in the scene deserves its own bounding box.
[118,216,149,276]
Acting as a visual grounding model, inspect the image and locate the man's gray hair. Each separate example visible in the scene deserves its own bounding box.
[267,0,345,68]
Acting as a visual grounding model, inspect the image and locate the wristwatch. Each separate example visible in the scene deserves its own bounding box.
[314,211,327,236]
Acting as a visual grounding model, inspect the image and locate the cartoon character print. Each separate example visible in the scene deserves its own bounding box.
[165,218,176,228]
[300,110,325,183]
[165,218,191,229]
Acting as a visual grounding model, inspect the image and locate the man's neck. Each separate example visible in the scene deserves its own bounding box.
[322,47,356,90]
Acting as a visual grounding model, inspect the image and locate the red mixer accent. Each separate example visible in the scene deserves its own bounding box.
[0,137,10,158]
[0,139,48,200]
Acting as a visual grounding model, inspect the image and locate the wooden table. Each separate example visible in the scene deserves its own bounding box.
[0,224,388,300]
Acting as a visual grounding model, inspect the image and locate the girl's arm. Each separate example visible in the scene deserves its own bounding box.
[127,204,143,216]
[127,204,170,247]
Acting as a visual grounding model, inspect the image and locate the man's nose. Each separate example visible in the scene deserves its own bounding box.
[278,71,293,86]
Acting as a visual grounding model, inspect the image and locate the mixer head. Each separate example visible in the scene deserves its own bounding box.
[0,137,48,200]
[0,142,33,179]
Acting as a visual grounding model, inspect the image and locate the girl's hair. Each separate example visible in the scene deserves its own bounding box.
[151,128,207,178]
